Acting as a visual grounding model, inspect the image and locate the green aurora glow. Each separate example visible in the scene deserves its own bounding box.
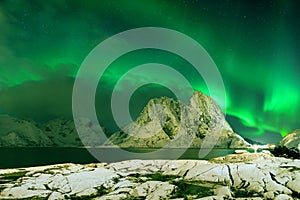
[0,0,299,142]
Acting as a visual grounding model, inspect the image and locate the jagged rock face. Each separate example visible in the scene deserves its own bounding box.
[107,91,249,148]
[0,115,52,147]
[0,153,299,199]
[278,129,300,151]
[189,91,232,137]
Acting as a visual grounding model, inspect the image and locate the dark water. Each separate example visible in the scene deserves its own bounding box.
[0,148,236,169]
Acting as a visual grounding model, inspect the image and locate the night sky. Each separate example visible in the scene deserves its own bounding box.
[0,0,299,143]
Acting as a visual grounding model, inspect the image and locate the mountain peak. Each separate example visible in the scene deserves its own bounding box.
[279,129,300,151]
[107,91,249,148]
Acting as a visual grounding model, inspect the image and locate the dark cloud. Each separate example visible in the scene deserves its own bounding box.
[0,78,74,122]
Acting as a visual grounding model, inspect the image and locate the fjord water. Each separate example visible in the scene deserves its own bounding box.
[0,148,235,169]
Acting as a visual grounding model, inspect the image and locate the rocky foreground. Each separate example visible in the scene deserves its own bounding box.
[0,153,299,200]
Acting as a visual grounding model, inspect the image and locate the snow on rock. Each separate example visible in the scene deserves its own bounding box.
[278,129,300,151]
[48,191,65,200]
[106,91,250,149]
[0,186,51,199]
[0,153,299,199]
[66,168,118,195]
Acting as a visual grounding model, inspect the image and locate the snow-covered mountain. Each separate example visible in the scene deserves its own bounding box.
[0,91,251,148]
[278,129,300,151]
[107,91,250,148]
[0,115,53,147]
[0,115,103,147]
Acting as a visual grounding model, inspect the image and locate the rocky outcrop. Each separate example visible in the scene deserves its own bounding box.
[107,91,250,148]
[1,153,299,199]
[278,129,300,151]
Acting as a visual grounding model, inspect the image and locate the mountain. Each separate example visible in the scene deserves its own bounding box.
[0,115,103,147]
[0,91,250,148]
[38,118,105,147]
[278,129,300,151]
[0,115,53,147]
[106,91,250,148]
[37,118,81,147]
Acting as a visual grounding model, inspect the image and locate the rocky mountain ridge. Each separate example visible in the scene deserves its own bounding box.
[278,129,300,151]
[0,115,53,147]
[0,91,250,148]
[0,115,103,147]
[107,91,250,148]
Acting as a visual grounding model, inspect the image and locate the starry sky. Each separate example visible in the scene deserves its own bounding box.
[0,0,299,143]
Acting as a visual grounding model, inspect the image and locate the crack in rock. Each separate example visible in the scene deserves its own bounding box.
[226,164,234,186]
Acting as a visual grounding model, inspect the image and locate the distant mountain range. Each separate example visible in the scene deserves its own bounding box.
[2,91,297,149]
[0,115,103,147]
[0,115,53,147]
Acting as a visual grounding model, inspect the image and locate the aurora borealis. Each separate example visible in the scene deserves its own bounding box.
[0,0,299,143]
